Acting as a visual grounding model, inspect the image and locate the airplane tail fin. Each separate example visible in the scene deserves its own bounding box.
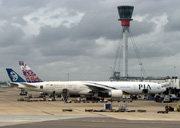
[6,68,26,83]
[19,61,43,83]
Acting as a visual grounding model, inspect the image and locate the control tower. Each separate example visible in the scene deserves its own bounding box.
[117,5,134,77]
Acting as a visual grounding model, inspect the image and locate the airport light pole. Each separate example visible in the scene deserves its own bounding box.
[139,63,143,81]
[67,74,69,81]
[110,67,113,77]
[174,66,176,76]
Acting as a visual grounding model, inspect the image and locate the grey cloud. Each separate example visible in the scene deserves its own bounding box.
[34,25,97,57]
[0,23,25,47]
[48,0,100,12]
[0,6,32,21]
[72,12,121,40]
[1,0,49,8]
[35,25,70,44]
[1,0,180,81]
[130,20,154,37]
[164,10,180,32]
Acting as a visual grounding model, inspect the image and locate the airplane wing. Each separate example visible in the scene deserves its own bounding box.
[83,81,130,94]
[83,82,117,92]
[83,81,124,98]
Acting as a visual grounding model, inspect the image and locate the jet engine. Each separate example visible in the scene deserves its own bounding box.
[108,90,123,98]
[78,89,93,96]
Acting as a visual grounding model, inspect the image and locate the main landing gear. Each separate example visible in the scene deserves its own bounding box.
[19,89,28,95]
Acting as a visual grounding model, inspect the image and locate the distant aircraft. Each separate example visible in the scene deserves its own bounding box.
[0,84,8,88]
[17,61,167,100]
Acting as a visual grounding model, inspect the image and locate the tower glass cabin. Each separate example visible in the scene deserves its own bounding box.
[117,6,134,21]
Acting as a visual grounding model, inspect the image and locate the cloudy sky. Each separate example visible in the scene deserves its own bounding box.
[1,0,180,81]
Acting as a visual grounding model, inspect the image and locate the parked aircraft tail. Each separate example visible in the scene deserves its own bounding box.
[6,68,26,83]
[19,61,43,83]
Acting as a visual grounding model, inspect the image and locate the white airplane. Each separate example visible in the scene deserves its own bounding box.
[6,61,166,99]
[15,61,166,98]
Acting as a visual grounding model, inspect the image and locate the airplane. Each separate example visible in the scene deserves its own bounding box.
[17,61,166,100]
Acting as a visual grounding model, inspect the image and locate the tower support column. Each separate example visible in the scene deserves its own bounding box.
[122,26,129,77]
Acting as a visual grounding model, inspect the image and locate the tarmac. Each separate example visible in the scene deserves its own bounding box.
[0,88,180,127]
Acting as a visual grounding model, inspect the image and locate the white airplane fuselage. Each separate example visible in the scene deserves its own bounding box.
[16,61,166,98]
[19,81,166,96]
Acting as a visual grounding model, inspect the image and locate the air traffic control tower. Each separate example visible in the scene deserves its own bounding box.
[117,5,134,77]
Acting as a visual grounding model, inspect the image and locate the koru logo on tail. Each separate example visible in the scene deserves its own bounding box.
[10,71,18,81]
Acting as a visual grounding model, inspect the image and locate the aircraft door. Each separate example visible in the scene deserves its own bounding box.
[45,84,48,90]
[40,85,43,89]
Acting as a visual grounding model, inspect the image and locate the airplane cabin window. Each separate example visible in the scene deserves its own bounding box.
[40,86,43,89]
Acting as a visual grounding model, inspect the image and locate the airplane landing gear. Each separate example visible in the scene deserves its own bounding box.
[19,89,27,95]
[52,91,56,101]
[61,89,69,102]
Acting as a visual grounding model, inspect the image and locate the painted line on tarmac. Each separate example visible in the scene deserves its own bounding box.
[42,102,109,117]
[0,98,54,115]
[60,119,180,125]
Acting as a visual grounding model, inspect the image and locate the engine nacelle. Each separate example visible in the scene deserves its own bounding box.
[78,89,93,96]
[108,90,123,98]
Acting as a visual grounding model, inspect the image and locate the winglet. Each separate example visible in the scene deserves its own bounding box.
[6,68,26,82]
[19,61,43,83]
